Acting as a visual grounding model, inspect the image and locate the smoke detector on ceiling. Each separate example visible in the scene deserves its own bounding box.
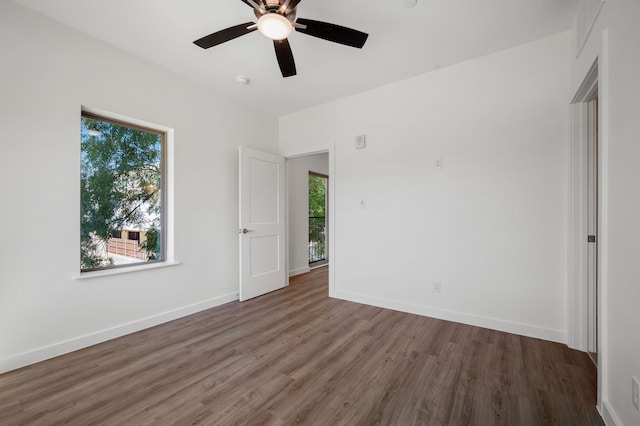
[235,75,251,86]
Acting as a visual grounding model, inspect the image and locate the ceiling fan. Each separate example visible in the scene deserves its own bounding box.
[193,0,369,78]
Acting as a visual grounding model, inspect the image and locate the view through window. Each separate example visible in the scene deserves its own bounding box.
[308,173,327,265]
[80,112,165,272]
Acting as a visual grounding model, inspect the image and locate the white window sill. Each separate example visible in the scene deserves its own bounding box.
[73,260,182,280]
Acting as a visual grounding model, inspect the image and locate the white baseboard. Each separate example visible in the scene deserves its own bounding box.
[0,292,238,374]
[333,290,567,344]
[310,263,328,270]
[289,266,310,277]
[601,400,621,426]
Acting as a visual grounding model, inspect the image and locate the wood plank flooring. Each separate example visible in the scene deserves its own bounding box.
[0,267,603,425]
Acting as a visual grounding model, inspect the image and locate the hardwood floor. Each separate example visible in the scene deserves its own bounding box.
[0,267,602,425]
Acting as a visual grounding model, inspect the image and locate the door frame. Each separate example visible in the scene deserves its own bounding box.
[569,59,597,351]
[568,53,609,414]
[569,59,599,354]
[285,144,336,296]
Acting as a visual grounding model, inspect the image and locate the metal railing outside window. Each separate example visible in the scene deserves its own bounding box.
[309,216,326,263]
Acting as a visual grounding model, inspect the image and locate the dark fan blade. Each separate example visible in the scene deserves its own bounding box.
[194,22,256,49]
[273,39,296,78]
[240,0,258,8]
[296,18,368,48]
[282,0,303,13]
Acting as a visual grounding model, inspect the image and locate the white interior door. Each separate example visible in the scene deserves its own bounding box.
[239,146,286,301]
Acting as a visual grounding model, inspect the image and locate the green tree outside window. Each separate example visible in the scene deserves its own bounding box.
[81,114,164,271]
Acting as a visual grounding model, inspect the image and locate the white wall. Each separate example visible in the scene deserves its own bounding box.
[572,1,640,424]
[287,153,329,276]
[280,32,572,343]
[0,2,278,372]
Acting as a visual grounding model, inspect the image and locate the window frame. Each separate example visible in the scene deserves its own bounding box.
[79,108,174,276]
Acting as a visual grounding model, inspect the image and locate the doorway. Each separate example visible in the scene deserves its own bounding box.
[286,152,330,278]
[569,59,600,362]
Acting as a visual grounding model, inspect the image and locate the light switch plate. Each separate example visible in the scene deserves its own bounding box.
[356,134,366,150]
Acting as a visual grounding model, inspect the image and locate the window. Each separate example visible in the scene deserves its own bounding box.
[81,111,166,272]
[308,173,328,264]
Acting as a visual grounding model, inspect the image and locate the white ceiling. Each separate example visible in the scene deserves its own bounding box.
[12,0,579,116]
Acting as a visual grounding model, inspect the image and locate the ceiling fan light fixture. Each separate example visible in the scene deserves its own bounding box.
[194,1,369,79]
[257,13,292,40]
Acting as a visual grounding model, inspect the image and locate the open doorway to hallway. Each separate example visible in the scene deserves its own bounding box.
[286,152,329,278]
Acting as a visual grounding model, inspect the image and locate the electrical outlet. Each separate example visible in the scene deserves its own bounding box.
[433,281,442,293]
[633,376,640,412]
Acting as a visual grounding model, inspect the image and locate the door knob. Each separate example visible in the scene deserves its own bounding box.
[240,228,254,234]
